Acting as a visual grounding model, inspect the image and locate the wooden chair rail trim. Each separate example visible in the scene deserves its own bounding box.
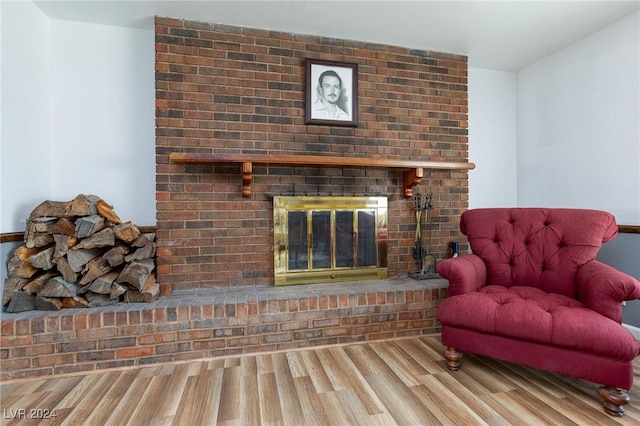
[1,226,157,244]
[618,225,640,234]
[2,226,638,244]
[169,152,475,198]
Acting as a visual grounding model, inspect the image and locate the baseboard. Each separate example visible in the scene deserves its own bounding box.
[623,323,640,340]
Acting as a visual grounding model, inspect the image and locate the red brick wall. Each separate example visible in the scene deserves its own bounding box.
[155,17,470,290]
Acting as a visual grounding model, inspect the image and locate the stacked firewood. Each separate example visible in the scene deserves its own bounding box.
[3,194,158,312]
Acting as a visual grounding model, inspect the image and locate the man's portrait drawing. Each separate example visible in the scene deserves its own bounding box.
[306,60,358,127]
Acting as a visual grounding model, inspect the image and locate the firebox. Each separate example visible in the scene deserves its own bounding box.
[273,196,388,285]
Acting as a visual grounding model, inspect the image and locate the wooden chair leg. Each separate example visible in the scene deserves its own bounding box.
[443,347,462,371]
[598,386,629,417]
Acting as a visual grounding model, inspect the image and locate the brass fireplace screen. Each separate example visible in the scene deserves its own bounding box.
[274,196,388,285]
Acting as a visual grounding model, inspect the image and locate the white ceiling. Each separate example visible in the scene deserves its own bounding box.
[33,0,640,71]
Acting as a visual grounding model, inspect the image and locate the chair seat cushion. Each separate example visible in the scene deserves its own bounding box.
[437,285,640,361]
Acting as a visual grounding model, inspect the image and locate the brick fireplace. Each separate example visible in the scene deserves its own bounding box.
[155,17,470,290]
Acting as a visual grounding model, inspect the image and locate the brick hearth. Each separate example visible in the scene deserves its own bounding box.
[0,278,447,381]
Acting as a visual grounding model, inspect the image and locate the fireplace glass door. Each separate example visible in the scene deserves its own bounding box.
[274,197,387,285]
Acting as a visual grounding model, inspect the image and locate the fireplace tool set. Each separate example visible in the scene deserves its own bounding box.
[408,192,440,280]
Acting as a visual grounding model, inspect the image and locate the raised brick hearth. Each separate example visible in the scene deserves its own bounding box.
[0,277,446,380]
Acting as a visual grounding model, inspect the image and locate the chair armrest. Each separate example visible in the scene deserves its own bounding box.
[577,260,640,323]
[437,254,487,296]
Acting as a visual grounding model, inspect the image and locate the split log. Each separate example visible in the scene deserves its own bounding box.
[24,218,57,248]
[3,278,28,305]
[55,256,79,283]
[27,247,56,270]
[79,257,112,285]
[6,246,40,278]
[85,292,119,308]
[12,245,42,262]
[25,233,55,249]
[65,194,100,217]
[53,218,77,236]
[7,291,36,313]
[90,269,119,291]
[39,276,80,298]
[75,215,105,238]
[87,269,120,294]
[113,221,140,244]
[22,271,59,296]
[77,282,91,295]
[132,233,156,248]
[141,272,156,292]
[35,296,63,311]
[88,280,111,295]
[28,218,57,234]
[74,228,115,250]
[28,200,70,220]
[110,282,128,299]
[53,234,78,259]
[117,258,155,291]
[125,243,156,262]
[29,218,58,233]
[62,296,89,309]
[103,245,129,267]
[124,275,159,303]
[67,247,102,272]
[97,200,122,224]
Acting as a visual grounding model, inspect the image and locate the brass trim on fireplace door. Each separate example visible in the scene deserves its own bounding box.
[274,196,388,285]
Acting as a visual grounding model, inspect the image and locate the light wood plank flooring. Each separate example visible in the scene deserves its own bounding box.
[1,335,639,425]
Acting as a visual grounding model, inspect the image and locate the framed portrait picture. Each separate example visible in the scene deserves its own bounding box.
[305,59,358,127]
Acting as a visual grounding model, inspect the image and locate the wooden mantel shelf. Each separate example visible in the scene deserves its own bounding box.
[169,153,475,198]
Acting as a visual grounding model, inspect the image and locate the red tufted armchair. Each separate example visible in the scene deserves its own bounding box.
[437,208,640,416]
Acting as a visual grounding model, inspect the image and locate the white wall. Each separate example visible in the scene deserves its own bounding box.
[49,20,156,225]
[468,68,517,208]
[516,12,639,224]
[1,0,53,233]
[517,12,640,328]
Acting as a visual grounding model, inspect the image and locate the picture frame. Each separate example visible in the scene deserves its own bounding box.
[305,59,358,127]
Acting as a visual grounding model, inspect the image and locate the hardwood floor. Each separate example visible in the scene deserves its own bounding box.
[1,335,639,425]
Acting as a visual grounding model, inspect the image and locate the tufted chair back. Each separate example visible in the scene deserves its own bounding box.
[460,208,618,298]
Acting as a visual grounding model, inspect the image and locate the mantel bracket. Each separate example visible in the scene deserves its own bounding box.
[242,162,252,197]
[403,168,423,198]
